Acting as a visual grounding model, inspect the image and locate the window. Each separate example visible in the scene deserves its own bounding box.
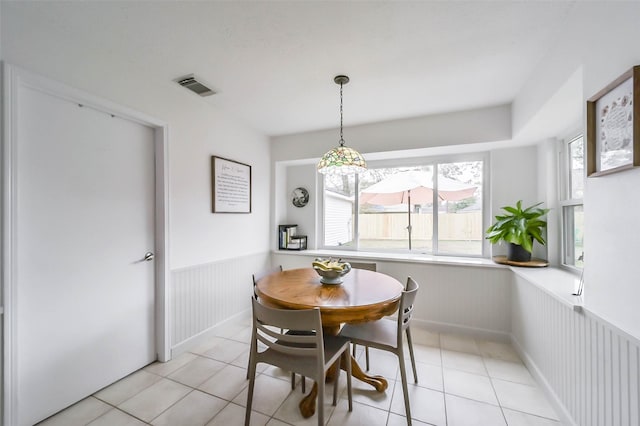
[322,156,485,256]
[560,135,584,268]
[323,173,356,247]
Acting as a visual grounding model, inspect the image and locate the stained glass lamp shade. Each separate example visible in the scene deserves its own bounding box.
[317,146,367,175]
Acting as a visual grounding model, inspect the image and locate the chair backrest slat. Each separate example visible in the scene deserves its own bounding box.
[251,298,324,361]
[397,277,419,337]
[256,323,317,344]
[349,262,377,271]
[253,299,319,330]
[257,333,318,356]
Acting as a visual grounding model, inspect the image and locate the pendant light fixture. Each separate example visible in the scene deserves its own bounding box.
[317,75,367,175]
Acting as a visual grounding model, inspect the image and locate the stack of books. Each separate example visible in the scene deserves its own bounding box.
[278,225,307,250]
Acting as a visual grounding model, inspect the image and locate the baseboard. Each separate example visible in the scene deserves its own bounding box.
[510,335,576,426]
[170,314,510,356]
[412,318,511,342]
[170,308,251,357]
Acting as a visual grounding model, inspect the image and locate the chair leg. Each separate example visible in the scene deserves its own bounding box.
[244,362,257,426]
[333,355,341,406]
[246,332,259,380]
[365,346,370,371]
[317,375,324,426]
[398,352,412,425]
[406,327,418,383]
[353,342,369,372]
[346,350,353,412]
[291,372,307,392]
[246,351,254,380]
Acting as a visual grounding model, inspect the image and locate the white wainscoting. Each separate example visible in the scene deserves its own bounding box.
[170,252,271,354]
[512,274,640,426]
[173,250,639,426]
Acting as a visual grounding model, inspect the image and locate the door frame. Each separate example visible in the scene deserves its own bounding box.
[1,64,170,425]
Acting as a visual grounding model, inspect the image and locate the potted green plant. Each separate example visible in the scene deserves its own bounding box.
[486,200,550,262]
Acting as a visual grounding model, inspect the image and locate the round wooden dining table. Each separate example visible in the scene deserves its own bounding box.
[256,267,404,418]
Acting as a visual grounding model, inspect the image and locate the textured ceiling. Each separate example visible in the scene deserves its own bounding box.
[3,1,576,136]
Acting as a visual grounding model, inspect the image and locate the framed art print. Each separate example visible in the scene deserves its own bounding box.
[211,156,252,213]
[587,65,640,176]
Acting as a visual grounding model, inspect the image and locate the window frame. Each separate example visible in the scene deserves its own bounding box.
[319,152,490,258]
[559,133,584,271]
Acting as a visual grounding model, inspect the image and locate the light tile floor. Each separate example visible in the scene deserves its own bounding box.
[38,319,563,426]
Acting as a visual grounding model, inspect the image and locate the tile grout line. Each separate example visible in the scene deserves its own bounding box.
[257,373,304,424]
[89,369,171,425]
[86,398,152,426]
[145,348,268,424]
[385,366,398,424]
[478,344,509,426]
[440,343,448,426]
[48,327,560,426]
[477,341,562,425]
[200,400,234,426]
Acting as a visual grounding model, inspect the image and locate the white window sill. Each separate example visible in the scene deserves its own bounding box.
[275,249,585,311]
[273,249,506,269]
[510,266,584,310]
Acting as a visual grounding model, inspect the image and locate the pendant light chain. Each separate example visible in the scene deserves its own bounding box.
[317,74,367,175]
[339,81,345,147]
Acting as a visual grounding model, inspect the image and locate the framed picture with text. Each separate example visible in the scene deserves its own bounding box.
[211,156,252,213]
[587,65,640,176]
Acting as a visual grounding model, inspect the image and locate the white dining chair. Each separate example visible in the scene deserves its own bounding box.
[339,277,419,424]
[245,298,353,426]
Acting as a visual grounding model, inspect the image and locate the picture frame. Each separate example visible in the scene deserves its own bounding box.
[587,65,640,177]
[291,187,309,208]
[211,156,252,213]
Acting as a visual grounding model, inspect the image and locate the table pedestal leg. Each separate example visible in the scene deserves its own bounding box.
[298,336,388,418]
[299,383,317,418]
[349,352,388,392]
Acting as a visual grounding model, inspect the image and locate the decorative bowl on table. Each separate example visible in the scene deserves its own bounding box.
[312,258,352,285]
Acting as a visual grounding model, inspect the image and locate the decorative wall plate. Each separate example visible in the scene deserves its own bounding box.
[291,187,309,207]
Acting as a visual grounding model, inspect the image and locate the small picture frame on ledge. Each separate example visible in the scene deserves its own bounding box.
[587,65,640,177]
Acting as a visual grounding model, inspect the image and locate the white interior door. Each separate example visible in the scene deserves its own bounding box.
[14,84,156,425]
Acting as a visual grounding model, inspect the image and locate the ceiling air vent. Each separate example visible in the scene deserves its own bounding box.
[175,74,216,97]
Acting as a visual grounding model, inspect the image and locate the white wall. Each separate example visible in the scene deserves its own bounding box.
[489,146,541,258]
[0,5,4,422]
[537,140,560,265]
[580,5,640,341]
[272,104,511,162]
[0,6,272,270]
[513,1,640,339]
[283,164,317,248]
